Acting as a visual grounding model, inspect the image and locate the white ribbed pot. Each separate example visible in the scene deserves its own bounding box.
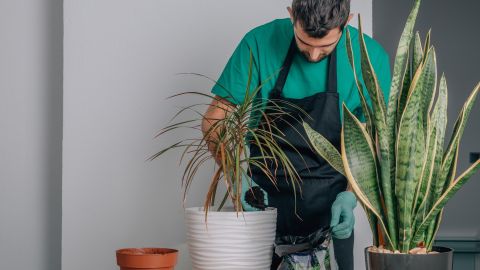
[185,207,277,270]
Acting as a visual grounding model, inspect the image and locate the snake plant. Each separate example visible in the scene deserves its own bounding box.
[304,0,480,253]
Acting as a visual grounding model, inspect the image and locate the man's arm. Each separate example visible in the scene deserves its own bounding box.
[201,96,235,165]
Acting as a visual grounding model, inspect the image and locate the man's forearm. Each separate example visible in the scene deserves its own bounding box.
[201,96,233,165]
[202,119,223,165]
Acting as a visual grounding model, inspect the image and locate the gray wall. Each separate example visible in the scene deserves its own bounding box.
[0,1,63,270]
[374,0,480,238]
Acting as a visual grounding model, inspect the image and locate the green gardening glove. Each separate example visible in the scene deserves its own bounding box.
[330,191,357,239]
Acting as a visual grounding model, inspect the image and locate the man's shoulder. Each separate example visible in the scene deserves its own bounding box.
[248,18,291,35]
[243,18,292,43]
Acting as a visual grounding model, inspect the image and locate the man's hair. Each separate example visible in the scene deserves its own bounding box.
[291,0,350,38]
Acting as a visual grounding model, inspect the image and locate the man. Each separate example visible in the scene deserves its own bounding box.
[202,0,391,269]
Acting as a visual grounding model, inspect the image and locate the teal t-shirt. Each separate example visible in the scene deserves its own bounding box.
[212,18,391,122]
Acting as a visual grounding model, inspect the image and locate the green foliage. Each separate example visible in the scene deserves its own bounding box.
[151,53,303,218]
[305,0,480,252]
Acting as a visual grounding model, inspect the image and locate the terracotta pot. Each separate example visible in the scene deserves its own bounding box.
[116,248,178,270]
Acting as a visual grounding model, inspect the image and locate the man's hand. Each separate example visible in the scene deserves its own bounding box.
[330,191,357,239]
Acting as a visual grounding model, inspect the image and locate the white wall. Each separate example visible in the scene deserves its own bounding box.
[62,1,372,269]
[0,1,63,270]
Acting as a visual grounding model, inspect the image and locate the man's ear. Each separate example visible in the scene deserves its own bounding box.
[287,7,294,23]
[346,13,354,26]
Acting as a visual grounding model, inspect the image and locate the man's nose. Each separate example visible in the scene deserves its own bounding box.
[310,48,323,61]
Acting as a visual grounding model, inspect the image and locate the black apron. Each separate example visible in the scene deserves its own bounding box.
[249,39,354,270]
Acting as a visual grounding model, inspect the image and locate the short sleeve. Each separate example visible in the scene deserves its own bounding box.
[211,34,260,105]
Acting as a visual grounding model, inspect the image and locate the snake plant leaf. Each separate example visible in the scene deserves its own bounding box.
[422,48,438,124]
[412,32,424,74]
[385,3,421,247]
[358,16,387,126]
[412,129,437,224]
[389,29,434,253]
[412,159,480,245]
[397,32,423,129]
[358,15,398,248]
[424,209,443,249]
[303,122,346,176]
[414,76,447,219]
[387,0,421,132]
[364,207,380,247]
[345,29,374,137]
[437,82,480,198]
[395,117,425,252]
[395,47,438,251]
[423,30,432,64]
[412,83,479,245]
[421,82,480,220]
[412,75,448,233]
[411,47,437,128]
[341,104,394,248]
[406,48,437,224]
[396,46,412,128]
[429,75,449,182]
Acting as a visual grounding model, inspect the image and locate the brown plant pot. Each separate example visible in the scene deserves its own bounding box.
[116,248,178,270]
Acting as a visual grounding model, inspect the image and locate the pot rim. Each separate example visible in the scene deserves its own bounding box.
[185,206,277,216]
[116,247,178,256]
[364,246,454,256]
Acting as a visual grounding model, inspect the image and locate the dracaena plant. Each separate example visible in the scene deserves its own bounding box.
[150,53,303,217]
[304,0,480,253]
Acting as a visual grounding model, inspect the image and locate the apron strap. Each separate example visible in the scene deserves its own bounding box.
[327,49,337,93]
[270,38,297,97]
